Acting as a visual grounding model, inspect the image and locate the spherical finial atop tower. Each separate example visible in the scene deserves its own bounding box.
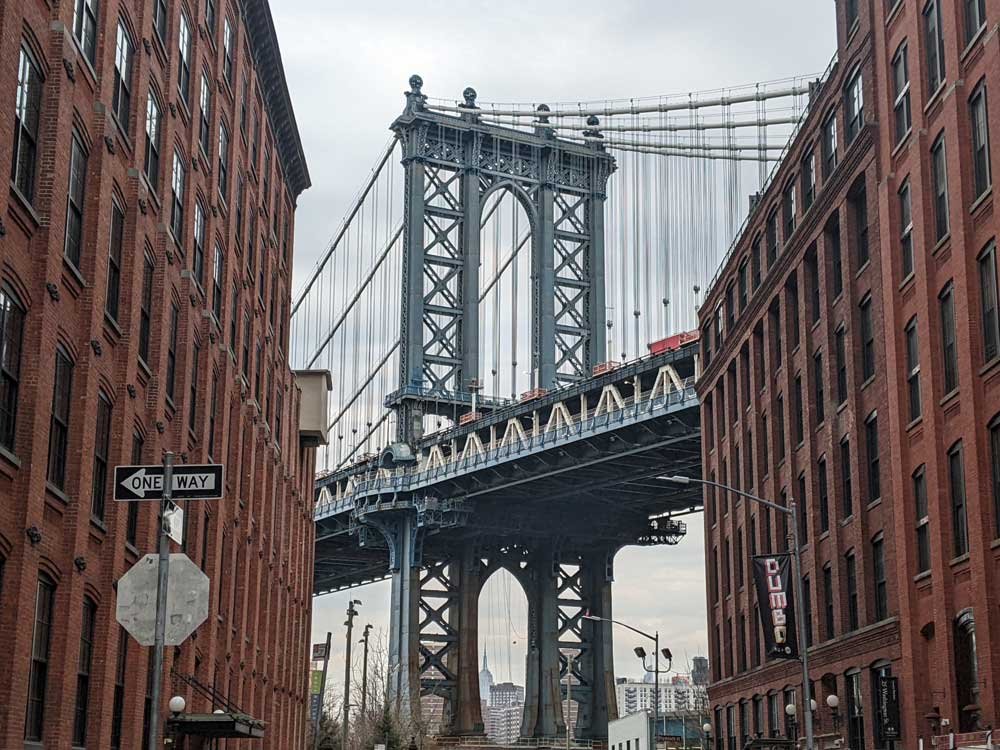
[409,74,423,94]
[586,115,600,127]
[463,87,478,108]
[536,103,551,123]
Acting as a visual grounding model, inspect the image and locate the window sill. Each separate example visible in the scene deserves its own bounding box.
[890,129,912,160]
[949,553,970,568]
[62,256,87,292]
[854,259,871,279]
[970,187,993,215]
[104,311,124,339]
[884,0,903,26]
[980,356,1000,379]
[924,82,948,115]
[898,271,915,293]
[859,374,876,391]
[837,400,848,414]
[931,232,951,258]
[939,388,960,407]
[846,18,860,45]
[126,541,140,557]
[840,514,855,528]
[866,497,882,511]
[961,24,988,64]
[8,182,41,228]
[905,415,923,433]
[138,357,153,381]
[112,114,134,153]
[991,537,1000,550]
[0,445,21,470]
[90,516,108,535]
[46,482,70,506]
[913,570,931,583]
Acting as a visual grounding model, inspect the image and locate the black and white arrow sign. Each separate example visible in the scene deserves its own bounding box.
[114,464,225,501]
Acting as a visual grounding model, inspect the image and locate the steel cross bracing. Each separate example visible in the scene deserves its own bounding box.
[391,77,614,441]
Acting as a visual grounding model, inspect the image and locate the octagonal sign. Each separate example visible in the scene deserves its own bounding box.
[116,553,210,647]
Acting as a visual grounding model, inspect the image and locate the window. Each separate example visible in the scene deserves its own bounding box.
[872,535,887,620]
[189,344,200,433]
[65,133,87,268]
[92,394,112,521]
[127,432,142,545]
[802,150,816,209]
[738,261,748,312]
[206,0,217,31]
[787,276,800,351]
[105,200,126,322]
[859,295,874,381]
[223,18,235,84]
[139,253,154,363]
[25,574,56,741]
[797,472,808,544]
[931,133,950,241]
[194,201,206,284]
[847,0,858,26]
[924,0,946,93]
[899,179,914,278]
[812,351,825,427]
[766,209,779,264]
[776,393,786,461]
[171,150,186,242]
[751,237,762,289]
[199,71,212,156]
[242,310,251,379]
[12,45,44,203]
[949,442,969,556]
[846,670,865,750]
[980,243,1000,362]
[840,437,853,518]
[823,564,834,640]
[166,303,179,402]
[178,14,192,105]
[47,348,74,489]
[991,417,1000,538]
[143,91,163,189]
[851,181,869,266]
[835,326,848,404]
[218,122,230,199]
[275,390,283,444]
[970,84,991,198]
[807,251,821,324]
[240,77,249,136]
[901,317,923,422]
[914,466,930,574]
[711,546,719,603]
[230,282,239,354]
[213,244,225,321]
[110,629,128,749]
[793,375,804,445]
[768,693,780,737]
[153,0,168,42]
[209,372,219,458]
[865,412,880,502]
[783,180,796,239]
[940,283,958,392]
[845,552,859,630]
[955,611,980,732]
[802,575,813,648]
[254,345,263,403]
[73,597,97,745]
[818,457,829,534]
[0,288,26,452]
[965,0,986,44]
[846,69,864,143]
[72,0,98,64]
[822,109,838,178]
[827,217,843,298]
[892,43,911,143]
[236,174,245,243]
[112,21,134,133]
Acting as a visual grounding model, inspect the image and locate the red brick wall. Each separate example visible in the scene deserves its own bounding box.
[697,0,999,746]
[0,1,314,748]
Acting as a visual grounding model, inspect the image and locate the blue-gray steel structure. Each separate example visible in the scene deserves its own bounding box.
[312,79,704,743]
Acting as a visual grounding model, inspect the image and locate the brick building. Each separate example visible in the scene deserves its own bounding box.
[0,0,322,748]
[697,1,999,748]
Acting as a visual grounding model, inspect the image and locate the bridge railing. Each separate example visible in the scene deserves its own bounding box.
[314,375,698,518]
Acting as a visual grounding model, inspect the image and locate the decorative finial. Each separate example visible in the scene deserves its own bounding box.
[536,103,551,123]
[462,87,478,108]
[587,115,600,127]
[409,74,423,94]
[583,115,603,142]
[404,75,427,115]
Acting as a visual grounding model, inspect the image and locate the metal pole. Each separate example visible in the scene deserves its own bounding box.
[343,603,359,750]
[789,502,814,750]
[314,631,333,750]
[653,633,660,750]
[361,625,372,718]
[147,451,175,750]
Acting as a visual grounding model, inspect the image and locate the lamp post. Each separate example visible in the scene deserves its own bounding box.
[342,599,362,750]
[826,695,841,733]
[703,722,713,750]
[666,476,815,750]
[582,614,667,750]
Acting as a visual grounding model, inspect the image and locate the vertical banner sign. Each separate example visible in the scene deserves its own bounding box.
[311,670,324,695]
[310,693,323,723]
[877,676,901,741]
[752,554,799,660]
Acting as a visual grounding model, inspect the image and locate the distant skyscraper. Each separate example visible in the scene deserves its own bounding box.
[486,682,525,745]
[480,652,495,704]
[691,656,709,686]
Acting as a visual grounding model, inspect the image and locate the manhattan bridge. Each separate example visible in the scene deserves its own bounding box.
[290,67,826,741]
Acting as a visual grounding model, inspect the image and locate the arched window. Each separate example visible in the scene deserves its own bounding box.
[989,415,1000,536]
[845,68,864,143]
[145,89,163,186]
[25,572,56,741]
[0,285,26,452]
[845,668,865,750]
[73,596,97,744]
[955,610,979,731]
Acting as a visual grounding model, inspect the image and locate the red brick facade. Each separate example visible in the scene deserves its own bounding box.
[697,1,1000,748]
[0,0,317,748]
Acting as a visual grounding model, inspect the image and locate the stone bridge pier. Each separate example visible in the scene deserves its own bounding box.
[369,509,620,740]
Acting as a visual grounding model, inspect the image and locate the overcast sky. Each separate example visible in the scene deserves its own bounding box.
[273,0,836,690]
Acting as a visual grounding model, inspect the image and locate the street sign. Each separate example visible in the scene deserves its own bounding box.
[164,503,184,546]
[310,693,322,722]
[312,643,329,661]
[114,463,224,501]
[116,553,210,646]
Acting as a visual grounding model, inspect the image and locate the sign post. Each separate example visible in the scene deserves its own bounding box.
[146,451,175,750]
[313,632,332,749]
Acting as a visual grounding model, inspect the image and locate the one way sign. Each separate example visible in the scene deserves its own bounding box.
[114,464,225,501]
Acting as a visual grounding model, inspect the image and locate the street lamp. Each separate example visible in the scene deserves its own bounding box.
[785,704,798,741]
[666,475,816,750]
[703,722,713,750]
[582,613,662,750]
[826,695,842,732]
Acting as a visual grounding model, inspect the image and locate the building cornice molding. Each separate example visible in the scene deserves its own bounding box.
[243,0,311,198]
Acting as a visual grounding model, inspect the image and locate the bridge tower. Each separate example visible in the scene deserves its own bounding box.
[371,77,621,740]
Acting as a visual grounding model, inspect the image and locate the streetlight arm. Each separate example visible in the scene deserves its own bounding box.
[666,476,790,516]
[582,614,656,643]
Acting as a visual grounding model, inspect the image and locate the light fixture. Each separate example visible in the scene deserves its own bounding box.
[169,696,187,714]
[703,723,713,735]
[810,699,817,711]
[826,695,840,709]
[634,646,647,659]
[785,703,797,716]
[666,475,691,485]
[661,648,673,660]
